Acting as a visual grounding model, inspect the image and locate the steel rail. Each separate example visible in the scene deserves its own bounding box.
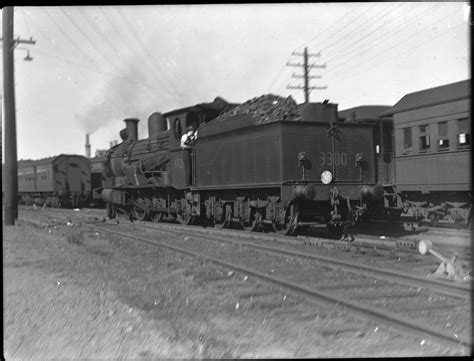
[118,220,471,300]
[22,209,470,299]
[88,224,470,348]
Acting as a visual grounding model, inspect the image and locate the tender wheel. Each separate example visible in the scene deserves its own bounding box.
[273,205,297,236]
[152,212,165,223]
[242,208,262,232]
[214,204,232,229]
[133,204,150,221]
[327,222,344,238]
[106,203,116,219]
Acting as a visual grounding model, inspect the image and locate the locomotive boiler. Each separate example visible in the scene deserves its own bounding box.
[101,95,383,236]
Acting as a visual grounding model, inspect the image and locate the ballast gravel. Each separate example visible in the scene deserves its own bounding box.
[3,218,468,359]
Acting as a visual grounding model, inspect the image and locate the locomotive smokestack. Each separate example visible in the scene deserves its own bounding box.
[124,118,139,141]
[85,133,91,158]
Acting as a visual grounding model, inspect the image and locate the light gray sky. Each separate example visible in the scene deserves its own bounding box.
[1,3,471,160]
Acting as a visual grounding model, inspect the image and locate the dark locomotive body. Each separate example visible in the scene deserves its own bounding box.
[101,96,382,235]
[17,154,91,208]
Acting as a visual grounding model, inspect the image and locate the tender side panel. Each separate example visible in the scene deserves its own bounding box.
[335,126,375,184]
[281,123,376,184]
[195,122,282,188]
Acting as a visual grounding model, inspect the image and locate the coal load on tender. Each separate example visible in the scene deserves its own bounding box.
[214,94,302,125]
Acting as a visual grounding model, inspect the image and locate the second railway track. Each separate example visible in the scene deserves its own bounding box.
[20,207,472,351]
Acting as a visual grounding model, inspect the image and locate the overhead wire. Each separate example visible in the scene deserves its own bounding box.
[266,60,290,93]
[325,3,445,77]
[20,10,162,109]
[291,3,367,53]
[321,2,406,60]
[282,4,396,98]
[329,20,467,85]
[75,7,161,103]
[324,3,438,75]
[59,6,170,112]
[100,6,178,105]
[114,6,184,99]
[44,8,91,62]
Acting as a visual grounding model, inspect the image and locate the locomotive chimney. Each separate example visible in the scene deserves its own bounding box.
[123,118,140,141]
[85,133,91,158]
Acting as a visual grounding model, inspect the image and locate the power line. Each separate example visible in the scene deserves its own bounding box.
[320,2,405,60]
[266,61,289,93]
[60,7,164,105]
[100,6,177,103]
[324,4,444,77]
[32,47,164,93]
[113,6,183,98]
[44,8,89,62]
[329,20,467,84]
[292,4,367,53]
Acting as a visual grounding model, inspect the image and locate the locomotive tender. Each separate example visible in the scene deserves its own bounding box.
[101,95,383,235]
[17,154,91,208]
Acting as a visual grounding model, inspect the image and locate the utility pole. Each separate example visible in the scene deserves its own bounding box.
[286,47,327,103]
[2,6,36,225]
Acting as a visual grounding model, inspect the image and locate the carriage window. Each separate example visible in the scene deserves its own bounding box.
[457,118,471,146]
[419,125,430,151]
[403,127,412,153]
[437,121,449,149]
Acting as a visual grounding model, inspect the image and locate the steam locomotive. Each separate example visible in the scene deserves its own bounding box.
[100,95,383,236]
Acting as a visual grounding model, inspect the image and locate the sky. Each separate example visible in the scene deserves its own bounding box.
[0,3,471,160]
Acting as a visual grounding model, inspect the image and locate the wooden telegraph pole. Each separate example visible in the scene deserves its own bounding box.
[286,47,327,103]
[2,7,35,225]
[3,6,18,225]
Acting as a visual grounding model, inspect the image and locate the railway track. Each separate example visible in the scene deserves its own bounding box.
[19,207,471,351]
[20,206,470,261]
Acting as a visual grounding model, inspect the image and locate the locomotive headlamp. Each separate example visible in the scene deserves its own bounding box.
[321,170,332,185]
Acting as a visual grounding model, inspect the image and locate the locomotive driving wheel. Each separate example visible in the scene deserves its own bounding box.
[177,198,196,225]
[152,212,164,223]
[242,208,262,232]
[177,209,195,225]
[326,222,344,238]
[133,203,150,221]
[214,203,232,229]
[106,203,116,219]
[273,204,298,236]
